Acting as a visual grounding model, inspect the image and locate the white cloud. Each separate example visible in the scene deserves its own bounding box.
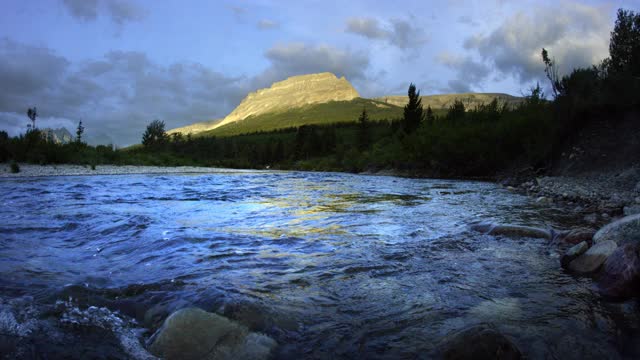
[463,2,610,83]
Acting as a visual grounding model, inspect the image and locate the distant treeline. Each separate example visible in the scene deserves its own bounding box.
[2,9,639,178]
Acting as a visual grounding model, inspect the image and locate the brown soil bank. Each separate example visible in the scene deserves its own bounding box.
[510,108,640,221]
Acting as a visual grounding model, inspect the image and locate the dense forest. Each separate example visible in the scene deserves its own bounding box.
[2,9,639,178]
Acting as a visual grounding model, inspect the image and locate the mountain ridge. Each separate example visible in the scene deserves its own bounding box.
[169,72,359,135]
[169,72,523,137]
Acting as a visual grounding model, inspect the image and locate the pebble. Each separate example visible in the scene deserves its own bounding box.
[584,214,598,224]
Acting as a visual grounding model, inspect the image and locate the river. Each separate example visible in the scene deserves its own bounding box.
[1,170,638,358]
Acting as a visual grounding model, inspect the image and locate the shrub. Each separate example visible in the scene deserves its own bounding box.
[10,161,20,173]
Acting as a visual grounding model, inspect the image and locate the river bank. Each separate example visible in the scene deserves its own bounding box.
[0,163,267,178]
[503,167,640,227]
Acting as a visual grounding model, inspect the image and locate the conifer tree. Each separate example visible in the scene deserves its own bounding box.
[357,108,370,150]
[403,83,424,134]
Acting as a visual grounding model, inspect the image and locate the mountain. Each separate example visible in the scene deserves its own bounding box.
[374,93,523,110]
[169,72,524,137]
[167,119,223,136]
[200,98,403,137]
[42,127,73,144]
[169,72,359,135]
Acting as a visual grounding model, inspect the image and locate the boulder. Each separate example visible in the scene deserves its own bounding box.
[623,205,640,216]
[147,307,276,360]
[536,196,550,204]
[593,213,640,245]
[568,240,618,274]
[559,229,595,245]
[597,243,640,300]
[438,324,521,360]
[561,241,589,269]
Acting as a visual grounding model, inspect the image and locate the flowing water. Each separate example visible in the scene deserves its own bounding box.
[0,170,639,359]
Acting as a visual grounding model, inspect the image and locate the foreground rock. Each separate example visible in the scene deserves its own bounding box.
[568,240,618,274]
[561,241,589,269]
[438,324,521,359]
[597,243,640,300]
[593,213,640,245]
[147,307,276,360]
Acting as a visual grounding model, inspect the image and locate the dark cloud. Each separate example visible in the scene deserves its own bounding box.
[104,0,146,25]
[61,0,146,25]
[0,39,248,146]
[463,3,609,83]
[0,38,69,112]
[254,43,370,88]
[436,52,490,91]
[345,17,427,49]
[0,38,373,146]
[257,19,279,30]
[345,18,388,39]
[61,0,99,21]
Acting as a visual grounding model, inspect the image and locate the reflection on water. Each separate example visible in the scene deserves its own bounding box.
[0,170,638,359]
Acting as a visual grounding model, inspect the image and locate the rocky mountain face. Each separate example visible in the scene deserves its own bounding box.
[375,93,523,110]
[42,128,73,143]
[169,72,359,135]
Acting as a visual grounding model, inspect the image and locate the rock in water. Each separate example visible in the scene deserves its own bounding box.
[469,222,552,239]
[561,241,589,269]
[147,307,276,360]
[568,240,618,274]
[593,213,640,245]
[438,324,521,359]
[597,243,640,300]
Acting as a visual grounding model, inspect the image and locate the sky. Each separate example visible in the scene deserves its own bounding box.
[0,0,637,146]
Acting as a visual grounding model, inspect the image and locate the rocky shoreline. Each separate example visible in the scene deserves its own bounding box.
[504,167,640,225]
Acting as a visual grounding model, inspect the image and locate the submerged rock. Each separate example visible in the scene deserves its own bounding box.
[593,213,640,245]
[561,241,589,269]
[568,240,618,274]
[147,307,276,360]
[597,243,640,300]
[469,222,552,240]
[438,324,521,360]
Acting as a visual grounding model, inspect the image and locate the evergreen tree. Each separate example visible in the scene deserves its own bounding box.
[608,9,640,76]
[142,120,168,148]
[76,120,84,144]
[446,100,466,121]
[27,107,37,131]
[357,108,370,150]
[273,139,285,162]
[425,106,435,125]
[403,83,424,134]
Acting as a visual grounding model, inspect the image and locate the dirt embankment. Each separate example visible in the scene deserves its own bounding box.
[506,109,640,223]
